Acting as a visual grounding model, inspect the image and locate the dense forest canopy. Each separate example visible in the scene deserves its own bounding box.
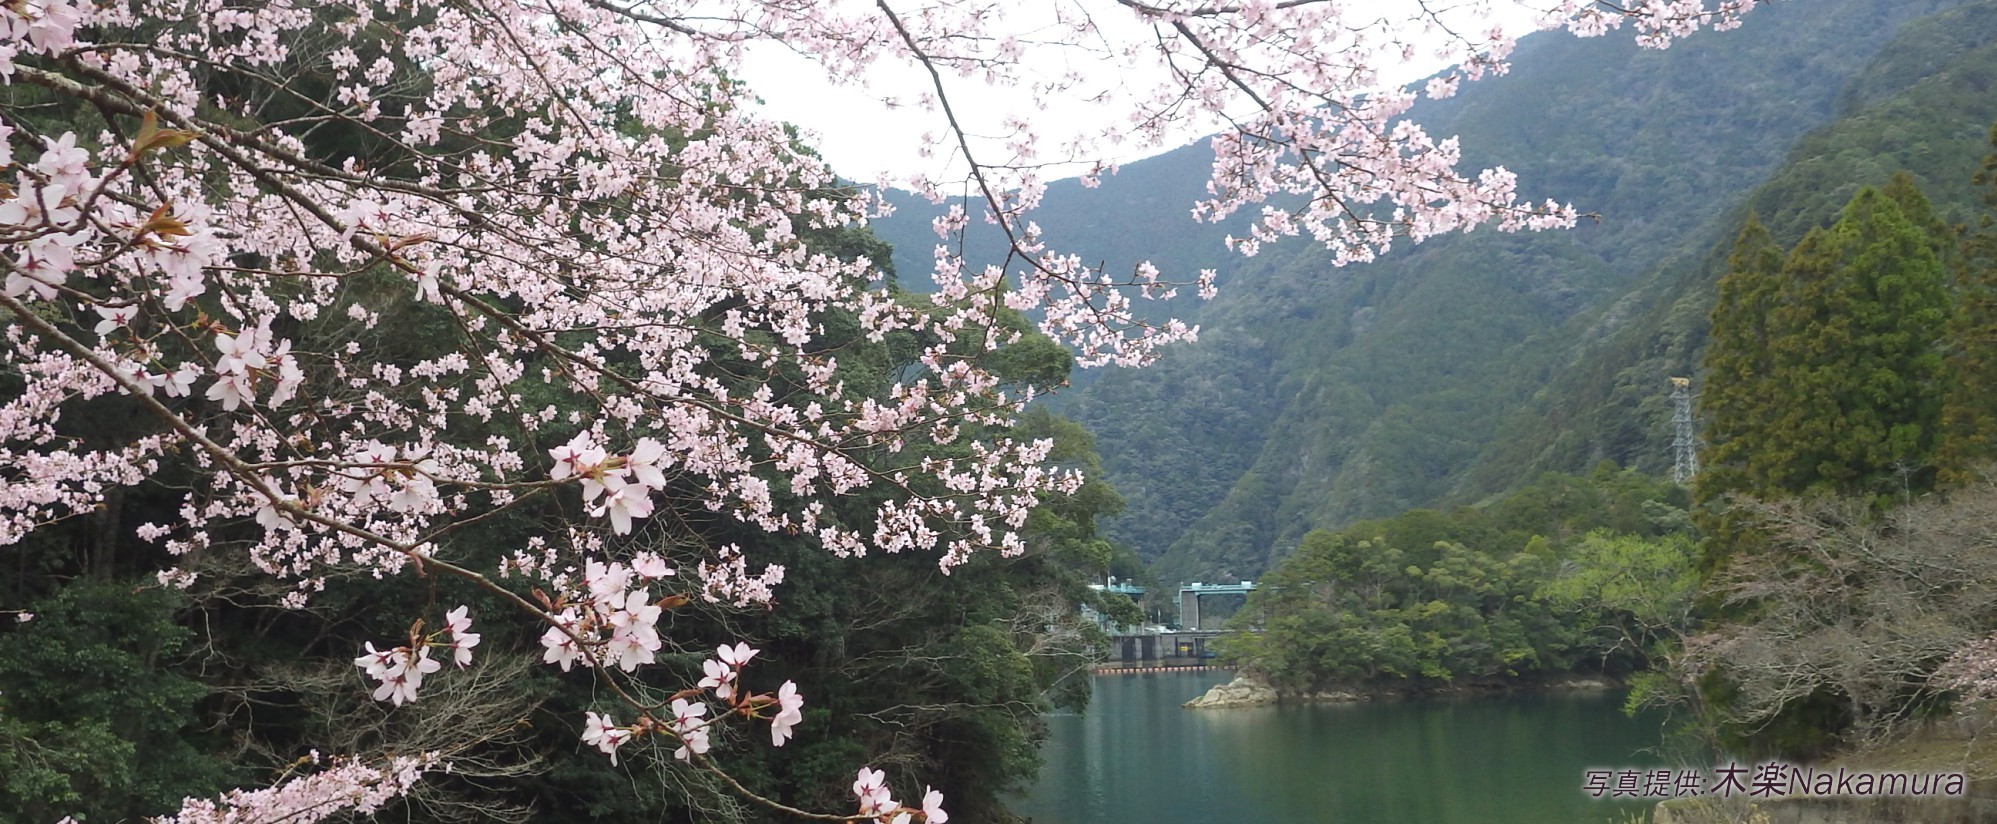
[1220,467,1697,694]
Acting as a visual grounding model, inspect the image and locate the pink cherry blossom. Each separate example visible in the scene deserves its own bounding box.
[34,132,87,183]
[156,752,436,824]
[770,681,804,747]
[631,552,673,580]
[203,371,255,412]
[699,658,737,702]
[589,476,655,535]
[213,326,271,373]
[853,767,895,817]
[443,605,473,635]
[671,697,707,728]
[92,304,136,336]
[581,711,632,765]
[540,612,585,672]
[585,560,634,604]
[414,263,443,304]
[922,787,948,823]
[149,364,199,398]
[674,726,712,762]
[442,605,479,668]
[548,433,604,483]
[7,234,75,300]
[627,437,670,490]
[353,642,397,677]
[603,620,661,671]
[717,642,758,669]
[356,644,442,706]
[669,698,711,761]
[0,180,77,228]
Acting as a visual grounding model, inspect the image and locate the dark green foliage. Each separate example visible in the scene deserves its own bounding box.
[1939,126,1997,483]
[1223,469,1696,693]
[1683,170,1997,758]
[1686,179,1956,750]
[1770,184,1950,496]
[1696,215,1786,513]
[1699,180,1954,525]
[0,584,233,824]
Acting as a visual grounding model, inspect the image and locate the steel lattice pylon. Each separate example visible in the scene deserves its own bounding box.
[1670,377,1699,485]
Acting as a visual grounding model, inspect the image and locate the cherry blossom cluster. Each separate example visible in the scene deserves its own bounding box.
[697,544,789,608]
[527,559,797,763]
[1935,632,1997,703]
[575,642,805,768]
[352,605,479,705]
[1547,0,1758,48]
[0,0,1775,594]
[698,642,757,702]
[0,3,1074,630]
[547,434,665,534]
[353,643,441,707]
[853,768,950,824]
[155,752,437,824]
[536,558,673,673]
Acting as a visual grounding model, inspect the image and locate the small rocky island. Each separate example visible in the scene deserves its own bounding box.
[1184,672,1618,709]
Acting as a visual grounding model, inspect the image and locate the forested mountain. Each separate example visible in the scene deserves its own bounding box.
[872,0,1997,583]
[1475,0,1997,509]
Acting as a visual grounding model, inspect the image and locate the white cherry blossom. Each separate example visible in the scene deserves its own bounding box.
[854,767,895,817]
[669,698,711,761]
[442,606,479,668]
[699,658,737,702]
[581,711,632,765]
[770,681,805,747]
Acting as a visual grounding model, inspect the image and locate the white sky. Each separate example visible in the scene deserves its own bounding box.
[735,1,1548,184]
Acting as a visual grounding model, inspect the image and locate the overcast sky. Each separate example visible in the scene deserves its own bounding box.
[735,1,1547,185]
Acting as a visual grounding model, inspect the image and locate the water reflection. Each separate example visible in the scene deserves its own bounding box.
[1013,672,1665,824]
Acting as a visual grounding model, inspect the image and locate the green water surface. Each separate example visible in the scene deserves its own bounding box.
[1012,671,1666,824]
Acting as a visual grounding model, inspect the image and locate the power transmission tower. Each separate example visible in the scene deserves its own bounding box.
[1670,376,1699,485]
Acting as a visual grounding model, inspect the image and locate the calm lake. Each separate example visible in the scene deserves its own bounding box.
[1012,671,1668,824]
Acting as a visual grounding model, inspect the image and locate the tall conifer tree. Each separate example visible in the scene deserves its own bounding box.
[1700,183,1952,507]
[1940,131,1997,486]
[1697,214,1786,509]
[1882,171,1956,261]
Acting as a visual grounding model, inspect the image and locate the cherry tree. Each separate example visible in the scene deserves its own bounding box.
[0,0,1765,820]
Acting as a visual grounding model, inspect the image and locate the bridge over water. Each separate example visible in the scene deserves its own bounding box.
[1088,580,1257,667]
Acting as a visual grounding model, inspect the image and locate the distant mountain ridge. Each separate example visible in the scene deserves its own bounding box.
[867,0,1996,583]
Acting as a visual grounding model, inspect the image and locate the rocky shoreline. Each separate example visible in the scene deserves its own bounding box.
[1182,672,1619,709]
